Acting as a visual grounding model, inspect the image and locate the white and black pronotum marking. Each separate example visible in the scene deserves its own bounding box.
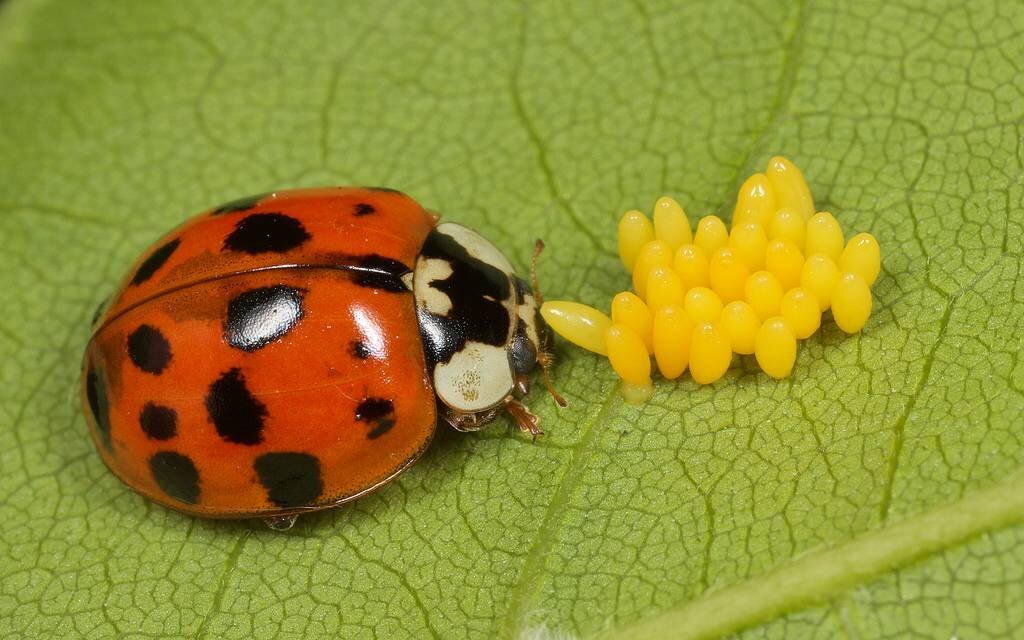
[413,223,544,421]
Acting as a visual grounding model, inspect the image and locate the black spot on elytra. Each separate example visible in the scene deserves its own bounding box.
[127,325,172,374]
[139,402,177,440]
[354,203,375,216]
[348,254,411,292]
[223,213,310,254]
[416,229,512,369]
[149,451,200,504]
[348,340,375,359]
[131,238,180,285]
[85,366,112,449]
[211,192,270,215]
[355,397,396,439]
[225,285,305,352]
[205,368,267,445]
[253,452,323,508]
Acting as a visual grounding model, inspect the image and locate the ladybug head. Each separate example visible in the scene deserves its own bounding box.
[508,240,563,407]
[413,226,564,435]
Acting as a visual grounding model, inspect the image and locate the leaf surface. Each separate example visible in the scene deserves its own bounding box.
[1,1,1022,638]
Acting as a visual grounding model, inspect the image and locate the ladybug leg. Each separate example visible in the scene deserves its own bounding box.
[537,351,567,407]
[443,407,500,432]
[515,372,531,395]
[263,514,298,531]
[504,397,543,440]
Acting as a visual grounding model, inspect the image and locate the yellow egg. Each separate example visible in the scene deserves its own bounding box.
[611,292,654,351]
[708,246,750,303]
[673,244,710,290]
[805,211,844,261]
[754,317,797,379]
[720,301,761,355]
[619,381,654,404]
[694,215,729,256]
[684,286,723,324]
[800,253,839,311]
[618,210,654,272]
[646,265,685,311]
[780,287,821,339]
[744,270,785,320]
[839,232,881,285]
[766,156,814,221]
[631,240,672,299]
[729,221,768,271]
[831,272,872,334]
[652,196,692,251]
[768,207,806,249]
[689,322,732,384]
[606,325,652,392]
[539,300,612,355]
[765,238,805,290]
[652,306,692,379]
[732,173,777,228]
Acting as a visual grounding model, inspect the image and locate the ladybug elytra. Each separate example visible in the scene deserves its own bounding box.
[82,188,562,529]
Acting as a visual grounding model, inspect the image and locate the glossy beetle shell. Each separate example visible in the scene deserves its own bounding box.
[82,188,438,518]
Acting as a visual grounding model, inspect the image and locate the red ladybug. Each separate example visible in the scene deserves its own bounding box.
[82,188,562,529]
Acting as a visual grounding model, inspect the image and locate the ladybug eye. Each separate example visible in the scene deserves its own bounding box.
[510,322,538,375]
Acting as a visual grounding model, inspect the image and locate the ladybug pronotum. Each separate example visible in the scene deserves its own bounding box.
[82,188,563,529]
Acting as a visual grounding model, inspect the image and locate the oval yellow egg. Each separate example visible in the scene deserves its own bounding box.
[744,270,785,320]
[720,301,761,355]
[611,292,654,351]
[805,211,844,261]
[766,155,814,221]
[689,322,732,384]
[708,246,750,303]
[732,173,776,228]
[694,215,729,256]
[606,325,653,399]
[729,221,768,271]
[618,209,654,272]
[768,207,806,249]
[800,253,840,311]
[839,232,881,285]
[780,287,821,339]
[646,265,685,311]
[652,196,692,251]
[652,306,692,379]
[673,243,710,290]
[539,300,612,355]
[755,317,797,379]
[831,272,872,334]
[765,238,805,290]
[631,240,672,299]
[684,286,724,324]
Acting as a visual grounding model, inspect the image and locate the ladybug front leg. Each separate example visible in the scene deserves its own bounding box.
[503,398,543,440]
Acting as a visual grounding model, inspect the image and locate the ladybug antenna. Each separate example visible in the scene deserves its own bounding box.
[531,239,567,408]
[530,239,546,306]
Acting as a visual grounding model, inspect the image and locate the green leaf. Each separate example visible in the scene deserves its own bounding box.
[1,0,1022,638]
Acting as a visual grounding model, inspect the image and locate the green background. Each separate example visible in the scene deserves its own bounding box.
[2,0,1023,638]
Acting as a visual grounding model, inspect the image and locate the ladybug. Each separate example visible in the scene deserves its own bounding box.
[82,188,563,529]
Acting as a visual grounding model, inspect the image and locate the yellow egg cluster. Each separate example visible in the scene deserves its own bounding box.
[540,156,881,402]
